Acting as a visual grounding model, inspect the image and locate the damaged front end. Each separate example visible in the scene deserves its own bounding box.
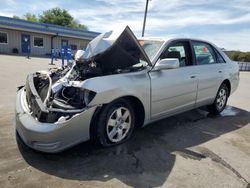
[25,70,96,123]
[24,26,151,123]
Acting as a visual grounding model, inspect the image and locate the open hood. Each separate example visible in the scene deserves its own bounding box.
[24,27,152,123]
[78,26,152,72]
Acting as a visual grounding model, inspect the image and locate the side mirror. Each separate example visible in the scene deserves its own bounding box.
[154,58,180,71]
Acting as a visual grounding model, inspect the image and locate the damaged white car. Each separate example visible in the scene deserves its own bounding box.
[15,26,239,153]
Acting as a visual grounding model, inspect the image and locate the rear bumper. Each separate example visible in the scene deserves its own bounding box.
[15,88,97,153]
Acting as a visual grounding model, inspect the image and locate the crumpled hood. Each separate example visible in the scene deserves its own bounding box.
[80,26,151,72]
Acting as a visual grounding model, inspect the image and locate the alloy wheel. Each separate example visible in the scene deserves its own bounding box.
[216,88,227,110]
[106,107,131,143]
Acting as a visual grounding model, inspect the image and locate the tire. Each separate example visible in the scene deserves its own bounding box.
[91,99,135,147]
[208,83,229,115]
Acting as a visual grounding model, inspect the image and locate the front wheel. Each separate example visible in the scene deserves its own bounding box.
[91,99,135,147]
[208,84,229,115]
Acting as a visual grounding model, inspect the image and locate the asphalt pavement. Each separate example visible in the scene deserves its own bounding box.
[0,54,249,188]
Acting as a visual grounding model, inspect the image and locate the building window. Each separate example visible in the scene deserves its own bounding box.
[0,32,8,44]
[70,44,77,50]
[80,42,87,49]
[34,37,44,47]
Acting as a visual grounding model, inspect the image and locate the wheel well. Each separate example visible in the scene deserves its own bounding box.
[91,96,145,130]
[222,79,231,95]
[122,96,145,128]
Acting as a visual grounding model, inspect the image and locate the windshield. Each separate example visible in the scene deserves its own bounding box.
[139,40,164,61]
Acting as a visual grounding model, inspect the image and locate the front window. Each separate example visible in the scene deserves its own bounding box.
[70,44,77,50]
[0,32,8,44]
[139,40,164,61]
[34,37,44,47]
[160,41,192,67]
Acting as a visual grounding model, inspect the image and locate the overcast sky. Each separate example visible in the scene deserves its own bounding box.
[1,0,250,51]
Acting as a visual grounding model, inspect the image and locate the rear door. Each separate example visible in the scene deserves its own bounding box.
[190,40,225,107]
[149,40,198,119]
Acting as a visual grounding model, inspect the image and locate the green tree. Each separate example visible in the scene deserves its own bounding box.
[39,8,87,30]
[245,53,250,62]
[13,8,87,30]
[23,13,38,22]
[13,14,38,22]
[227,51,250,62]
[13,15,20,19]
[230,51,240,61]
[68,20,88,30]
[238,53,246,62]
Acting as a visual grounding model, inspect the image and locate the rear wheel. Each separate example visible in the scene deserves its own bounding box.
[208,84,229,115]
[91,99,135,147]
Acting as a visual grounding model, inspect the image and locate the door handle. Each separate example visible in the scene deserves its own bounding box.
[190,75,196,79]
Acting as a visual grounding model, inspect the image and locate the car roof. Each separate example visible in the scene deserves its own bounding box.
[138,37,228,65]
[137,37,168,42]
[138,37,213,44]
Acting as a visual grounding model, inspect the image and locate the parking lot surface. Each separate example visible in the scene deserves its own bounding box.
[0,54,250,188]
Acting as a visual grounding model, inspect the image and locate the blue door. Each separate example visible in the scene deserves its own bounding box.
[21,34,31,53]
[61,39,68,48]
[61,39,68,58]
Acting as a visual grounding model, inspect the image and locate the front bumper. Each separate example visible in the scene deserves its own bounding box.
[15,88,97,153]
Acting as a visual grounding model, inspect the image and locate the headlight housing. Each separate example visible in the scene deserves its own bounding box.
[52,87,96,110]
[83,89,96,106]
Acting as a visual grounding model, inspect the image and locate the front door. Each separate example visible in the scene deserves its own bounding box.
[21,34,30,53]
[150,40,198,119]
[61,39,68,49]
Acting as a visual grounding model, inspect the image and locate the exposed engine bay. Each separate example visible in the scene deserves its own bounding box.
[24,26,151,123]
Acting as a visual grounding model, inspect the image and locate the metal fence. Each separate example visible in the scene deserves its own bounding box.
[238,62,250,71]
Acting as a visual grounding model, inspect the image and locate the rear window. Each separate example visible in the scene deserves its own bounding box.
[215,49,226,63]
[192,41,216,65]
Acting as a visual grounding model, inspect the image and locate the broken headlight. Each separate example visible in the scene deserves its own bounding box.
[84,89,96,106]
[52,87,96,110]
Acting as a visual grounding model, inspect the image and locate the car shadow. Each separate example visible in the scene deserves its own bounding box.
[17,106,250,187]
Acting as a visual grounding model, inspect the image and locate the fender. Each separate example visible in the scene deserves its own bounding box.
[81,69,151,123]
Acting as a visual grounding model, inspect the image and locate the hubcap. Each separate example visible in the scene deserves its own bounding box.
[216,88,227,110]
[106,107,131,143]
